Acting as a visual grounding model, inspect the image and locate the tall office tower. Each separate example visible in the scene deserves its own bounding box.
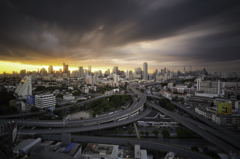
[48,65,53,74]
[15,75,32,97]
[143,62,148,80]
[40,68,47,76]
[63,63,69,73]
[63,63,65,72]
[184,66,185,73]
[79,66,84,77]
[20,69,26,78]
[113,73,119,83]
[84,69,88,76]
[164,67,166,73]
[134,68,142,79]
[126,70,129,78]
[88,65,91,75]
[105,69,110,75]
[113,66,118,75]
[129,70,133,75]
[65,65,69,73]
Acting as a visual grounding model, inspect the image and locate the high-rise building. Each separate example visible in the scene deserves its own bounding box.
[63,63,66,72]
[134,68,142,79]
[63,63,69,73]
[143,62,148,80]
[129,70,133,75]
[40,68,47,76]
[20,69,26,78]
[48,65,53,74]
[126,70,129,78]
[79,66,84,77]
[105,69,110,75]
[88,65,91,75]
[113,66,118,75]
[113,74,119,83]
[15,75,32,97]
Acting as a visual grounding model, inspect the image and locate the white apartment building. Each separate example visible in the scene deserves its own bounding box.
[15,75,32,97]
[35,94,56,109]
[143,62,148,80]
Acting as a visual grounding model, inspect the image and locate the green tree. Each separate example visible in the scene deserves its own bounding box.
[127,129,133,136]
[166,103,175,111]
[140,130,144,136]
[176,129,185,138]
[118,128,124,134]
[56,94,63,98]
[30,106,40,112]
[184,129,192,138]
[161,129,170,139]
[145,131,149,137]
[113,130,118,134]
[92,112,96,118]
[173,96,178,102]
[152,129,159,137]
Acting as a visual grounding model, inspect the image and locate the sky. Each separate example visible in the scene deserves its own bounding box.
[0,0,240,73]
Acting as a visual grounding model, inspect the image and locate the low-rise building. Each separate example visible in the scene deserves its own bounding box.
[63,94,75,100]
[35,94,56,109]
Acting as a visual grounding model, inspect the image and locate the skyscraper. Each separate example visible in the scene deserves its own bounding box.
[48,65,53,74]
[134,68,142,79]
[79,66,84,77]
[126,70,129,78]
[113,66,118,75]
[20,69,26,78]
[105,69,110,75]
[63,63,69,73]
[88,65,91,75]
[63,63,65,72]
[143,62,148,80]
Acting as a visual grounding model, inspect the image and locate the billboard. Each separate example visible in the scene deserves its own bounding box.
[217,103,232,114]
[26,95,34,105]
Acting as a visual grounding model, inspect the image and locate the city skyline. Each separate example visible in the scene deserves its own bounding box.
[1,1,240,73]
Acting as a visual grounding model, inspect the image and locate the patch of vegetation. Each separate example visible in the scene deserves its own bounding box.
[30,106,40,112]
[87,95,130,115]
[56,94,63,98]
[152,129,159,138]
[0,89,16,105]
[161,129,170,138]
[0,106,17,115]
[158,98,175,111]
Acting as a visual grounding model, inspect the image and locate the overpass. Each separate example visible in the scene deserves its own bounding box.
[145,101,239,154]
[147,94,240,143]
[18,106,152,134]
[1,87,145,127]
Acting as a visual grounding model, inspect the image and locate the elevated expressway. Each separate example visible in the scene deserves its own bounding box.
[1,86,146,127]
[147,94,240,144]
[3,84,240,155]
[145,101,240,154]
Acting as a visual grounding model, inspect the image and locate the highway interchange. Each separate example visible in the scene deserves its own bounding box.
[1,84,240,157]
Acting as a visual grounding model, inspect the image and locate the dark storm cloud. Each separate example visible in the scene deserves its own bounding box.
[0,0,240,70]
